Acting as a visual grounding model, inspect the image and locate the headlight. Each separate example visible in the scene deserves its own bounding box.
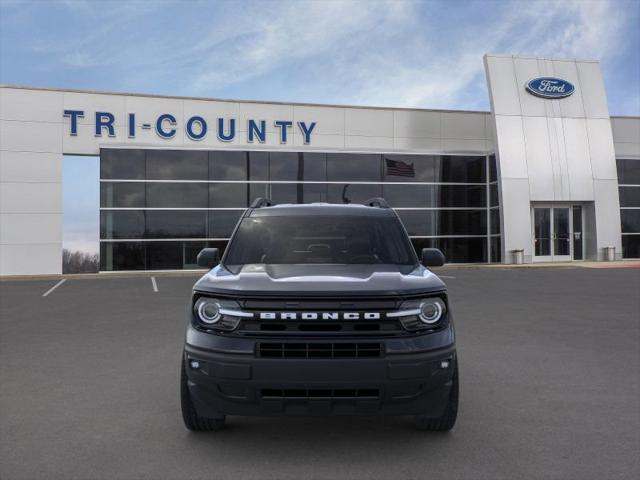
[193,297,251,331]
[389,296,447,331]
[196,298,221,324]
[419,298,445,324]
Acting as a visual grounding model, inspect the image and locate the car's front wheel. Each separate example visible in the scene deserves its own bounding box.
[415,363,459,432]
[180,357,225,432]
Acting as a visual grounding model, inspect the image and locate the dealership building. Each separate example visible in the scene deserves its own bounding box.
[0,54,639,275]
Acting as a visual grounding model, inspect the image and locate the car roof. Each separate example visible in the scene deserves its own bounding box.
[248,203,397,217]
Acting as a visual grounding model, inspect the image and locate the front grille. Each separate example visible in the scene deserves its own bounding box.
[239,319,402,336]
[257,342,383,358]
[261,388,380,399]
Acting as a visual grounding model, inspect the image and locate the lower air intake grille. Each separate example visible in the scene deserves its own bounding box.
[261,388,379,398]
[258,342,383,359]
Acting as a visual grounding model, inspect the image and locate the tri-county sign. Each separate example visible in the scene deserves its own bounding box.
[62,110,317,144]
[525,77,575,99]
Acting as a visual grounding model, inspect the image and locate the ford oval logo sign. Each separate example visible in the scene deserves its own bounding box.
[526,77,575,99]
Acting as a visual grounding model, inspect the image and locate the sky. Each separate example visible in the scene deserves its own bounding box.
[1,0,639,253]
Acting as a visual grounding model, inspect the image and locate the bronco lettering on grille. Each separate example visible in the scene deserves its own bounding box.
[258,312,381,320]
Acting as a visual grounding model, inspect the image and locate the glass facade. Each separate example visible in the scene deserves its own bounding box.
[100,149,502,270]
[617,158,640,258]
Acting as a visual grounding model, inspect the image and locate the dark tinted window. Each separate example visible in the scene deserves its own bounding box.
[146,242,184,270]
[397,210,487,236]
[301,183,328,203]
[302,153,327,181]
[210,183,247,208]
[249,183,269,204]
[100,149,145,179]
[146,211,207,238]
[490,209,501,234]
[100,211,144,239]
[100,182,145,208]
[269,152,300,181]
[146,183,208,208]
[383,155,485,183]
[489,155,497,182]
[383,184,486,208]
[619,187,640,207]
[146,150,208,180]
[622,235,640,258]
[621,210,640,233]
[210,151,247,180]
[327,184,382,204]
[327,154,381,181]
[270,183,299,204]
[224,215,417,270]
[490,236,501,263]
[411,237,487,263]
[100,242,145,270]
[617,159,640,184]
[208,210,243,238]
[248,152,269,181]
[490,184,499,206]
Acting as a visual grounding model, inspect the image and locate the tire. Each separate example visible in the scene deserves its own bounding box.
[180,358,226,432]
[415,363,459,432]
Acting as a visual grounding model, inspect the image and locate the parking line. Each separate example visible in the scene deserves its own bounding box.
[439,275,456,279]
[42,279,66,297]
[151,276,158,292]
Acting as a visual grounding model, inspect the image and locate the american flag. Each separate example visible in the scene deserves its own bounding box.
[385,158,415,177]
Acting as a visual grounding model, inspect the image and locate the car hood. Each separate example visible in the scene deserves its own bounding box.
[193,264,446,297]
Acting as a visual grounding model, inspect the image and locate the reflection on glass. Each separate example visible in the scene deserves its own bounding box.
[327,154,381,182]
[100,183,145,208]
[100,211,145,239]
[621,209,640,233]
[534,208,551,256]
[146,211,207,238]
[572,206,583,260]
[208,210,243,238]
[210,151,247,180]
[146,183,208,208]
[616,159,640,185]
[100,149,145,179]
[209,183,248,208]
[327,184,382,204]
[269,152,299,181]
[553,208,570,256]
[146,150,208,180]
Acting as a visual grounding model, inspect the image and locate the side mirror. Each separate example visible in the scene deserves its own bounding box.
[197,248,220,268]
[421,248,445,267]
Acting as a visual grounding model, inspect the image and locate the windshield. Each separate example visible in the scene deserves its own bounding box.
[223,215,417,273]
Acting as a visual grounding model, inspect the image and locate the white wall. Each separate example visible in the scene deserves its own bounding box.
[484,54,623,262]
[0,85,493,275]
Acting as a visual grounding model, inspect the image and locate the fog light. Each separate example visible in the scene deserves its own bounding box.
[189,360,200,369]
[440,360,450,369]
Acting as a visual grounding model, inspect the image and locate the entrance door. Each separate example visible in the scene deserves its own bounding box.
[533,206,582,262]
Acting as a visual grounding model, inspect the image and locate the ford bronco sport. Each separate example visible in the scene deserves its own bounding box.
[180,198,458,431]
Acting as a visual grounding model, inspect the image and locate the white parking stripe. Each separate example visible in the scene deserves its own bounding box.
[439,275,456,279]
[151,276,158,292]
[42,279,66,297]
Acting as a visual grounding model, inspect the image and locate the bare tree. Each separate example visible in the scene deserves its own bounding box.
[62,249,99,274]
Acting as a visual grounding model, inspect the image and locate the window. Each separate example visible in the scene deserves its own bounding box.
[327,153,381,181]
[617,159,640,184]
[209,150,247,180]
[146,150,208,180]
[100,149,501,270]
[146,183,208,208]
[100,182,144,208]
[100,149,145,179]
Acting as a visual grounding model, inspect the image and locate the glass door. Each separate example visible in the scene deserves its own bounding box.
[534,207,552,261]
[532,205,582,262]
[552,207,571,261]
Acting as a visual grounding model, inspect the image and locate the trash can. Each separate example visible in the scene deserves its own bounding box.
[604,246,615,262]
[512,249,524,265]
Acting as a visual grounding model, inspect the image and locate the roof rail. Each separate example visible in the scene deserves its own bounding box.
[363,197,390,208]
[250,197,274,208]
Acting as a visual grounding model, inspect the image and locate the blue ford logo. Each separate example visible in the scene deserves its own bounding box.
[526,77,575,99]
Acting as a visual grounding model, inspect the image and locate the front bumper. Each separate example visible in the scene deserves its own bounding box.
[184,324,456,418]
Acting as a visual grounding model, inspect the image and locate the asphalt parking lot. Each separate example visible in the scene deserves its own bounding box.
[1,266,638,480]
